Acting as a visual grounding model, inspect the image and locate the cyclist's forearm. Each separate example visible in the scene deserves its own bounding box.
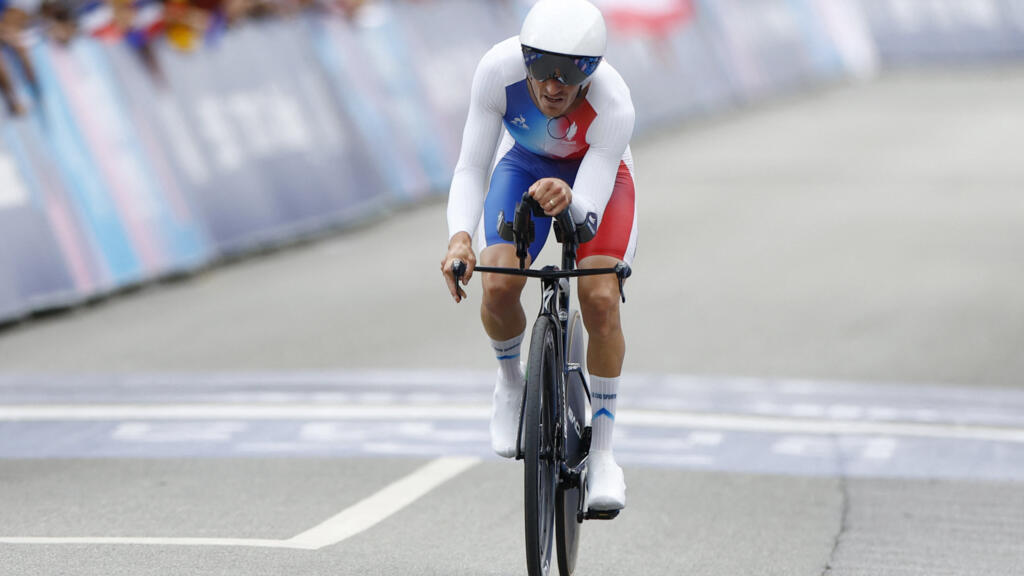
[571,146,621,225]
[574,104,635,225]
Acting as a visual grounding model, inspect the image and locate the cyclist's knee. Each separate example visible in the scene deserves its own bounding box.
[482,272,526,311]
[579,280,621,336]
[480,244,528,313]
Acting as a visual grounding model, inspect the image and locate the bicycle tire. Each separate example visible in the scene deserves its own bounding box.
[556,310,586,576]
[525,315,559,576]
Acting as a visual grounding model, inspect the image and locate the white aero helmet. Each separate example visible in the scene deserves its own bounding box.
[520,0,607,85]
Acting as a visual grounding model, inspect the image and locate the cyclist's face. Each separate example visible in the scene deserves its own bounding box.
[528,77,581,118]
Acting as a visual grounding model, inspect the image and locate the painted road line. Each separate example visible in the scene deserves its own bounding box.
[4,373,1023,429]
[0,404,489,421]
[0,457,480,550]
[616,411,1024,444]
[0,371,492,389]
[1,404,1024,444]
[0,537,295,549]
[286,456,479,550]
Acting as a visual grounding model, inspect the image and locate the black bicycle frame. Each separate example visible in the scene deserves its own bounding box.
[453,193,630,464]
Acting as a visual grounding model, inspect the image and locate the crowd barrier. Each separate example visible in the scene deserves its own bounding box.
[0,0,1020,324]
[857,0,1024,64]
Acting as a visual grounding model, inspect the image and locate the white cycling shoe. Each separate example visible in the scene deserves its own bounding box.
[586,450,626,511]
[490,369,525,458]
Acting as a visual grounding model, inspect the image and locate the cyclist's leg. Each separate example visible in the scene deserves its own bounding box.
[578,256,626,377]
[481,143,552,457]
[577,155,636,510]
[578,155,637,377]
[481,144,553,341]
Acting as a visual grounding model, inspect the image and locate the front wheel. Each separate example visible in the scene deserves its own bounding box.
[525,316,559,576]
[556,310,586,576]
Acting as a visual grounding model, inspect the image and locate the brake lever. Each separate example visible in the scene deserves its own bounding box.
[451,260,467,300]
[614,262,632,303]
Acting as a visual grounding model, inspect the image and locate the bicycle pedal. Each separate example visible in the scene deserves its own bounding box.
[583,508,621,521]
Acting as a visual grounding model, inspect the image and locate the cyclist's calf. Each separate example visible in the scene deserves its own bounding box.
[578,256,626,377]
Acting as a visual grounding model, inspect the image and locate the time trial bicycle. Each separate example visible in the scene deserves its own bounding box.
[453,192,630,576]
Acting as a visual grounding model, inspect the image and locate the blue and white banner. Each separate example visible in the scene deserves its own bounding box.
[856,0,1024,64]
[1,0,1019,324]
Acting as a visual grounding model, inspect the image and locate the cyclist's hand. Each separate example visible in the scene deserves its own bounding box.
[441,232,475,303]
[529,178,573,217]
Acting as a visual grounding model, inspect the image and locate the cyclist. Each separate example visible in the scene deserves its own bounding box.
[441,0,635,512]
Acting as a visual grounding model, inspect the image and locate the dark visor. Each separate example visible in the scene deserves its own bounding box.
[522,45,602,86]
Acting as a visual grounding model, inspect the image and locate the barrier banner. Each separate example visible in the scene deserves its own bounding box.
[596,0,695,37]
[0,129,78,321]
[395,0,517,177]
[158,28,313,252]
[811,0,879,78]
[48,42,198,279]
[606,16,701,131]
[155,21,383,253]
[220,21,385,242]
[700,0,839,100]
[617,4,738,131]
[100,45,212,273]
[27,40,148,290]
[0,0,1020,324]
[857,0,1024,64]
[310,4,446,203]
[83,44,212,276]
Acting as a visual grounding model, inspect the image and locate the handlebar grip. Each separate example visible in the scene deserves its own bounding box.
[615,262,632,279]
[520,192,547,217]
[614,262,631,303]
[452,260,466,282]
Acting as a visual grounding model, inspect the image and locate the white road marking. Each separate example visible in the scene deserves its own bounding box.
[772,436,834,457]
[0,457,479,550]
[0,537,295,549]
[0,371,492,388]
[860,438,897,460]
[285,456,479,550]
[617,411,1024,444]
[111,422,248,442]
[0,404,489,421]
[2,404,1024,444]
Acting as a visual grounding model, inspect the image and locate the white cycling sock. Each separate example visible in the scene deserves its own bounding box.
[590,375,619,453]
[491,332,525,388]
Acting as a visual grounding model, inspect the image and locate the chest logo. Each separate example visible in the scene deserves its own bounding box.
[547,116,578,141]
[510,114,529,130]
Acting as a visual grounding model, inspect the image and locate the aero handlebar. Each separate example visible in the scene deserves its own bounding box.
[451,192,631,302]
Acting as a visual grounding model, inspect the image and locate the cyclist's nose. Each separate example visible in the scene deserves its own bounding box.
[540,78,570,95]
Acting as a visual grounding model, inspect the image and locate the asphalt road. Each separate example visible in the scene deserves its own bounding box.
[1,68,1023,576]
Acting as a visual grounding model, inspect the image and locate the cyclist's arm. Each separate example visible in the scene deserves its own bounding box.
[570,82,635,227]
[446,46,507,241]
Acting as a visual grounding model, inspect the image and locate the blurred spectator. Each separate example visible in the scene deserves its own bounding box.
[0,0,386,113]
[16,0,379,89]
[163,0,225,52]
[0,0,41,116]
[121,0,168,84]
[39,0,79,45]
[336,0,364,20]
